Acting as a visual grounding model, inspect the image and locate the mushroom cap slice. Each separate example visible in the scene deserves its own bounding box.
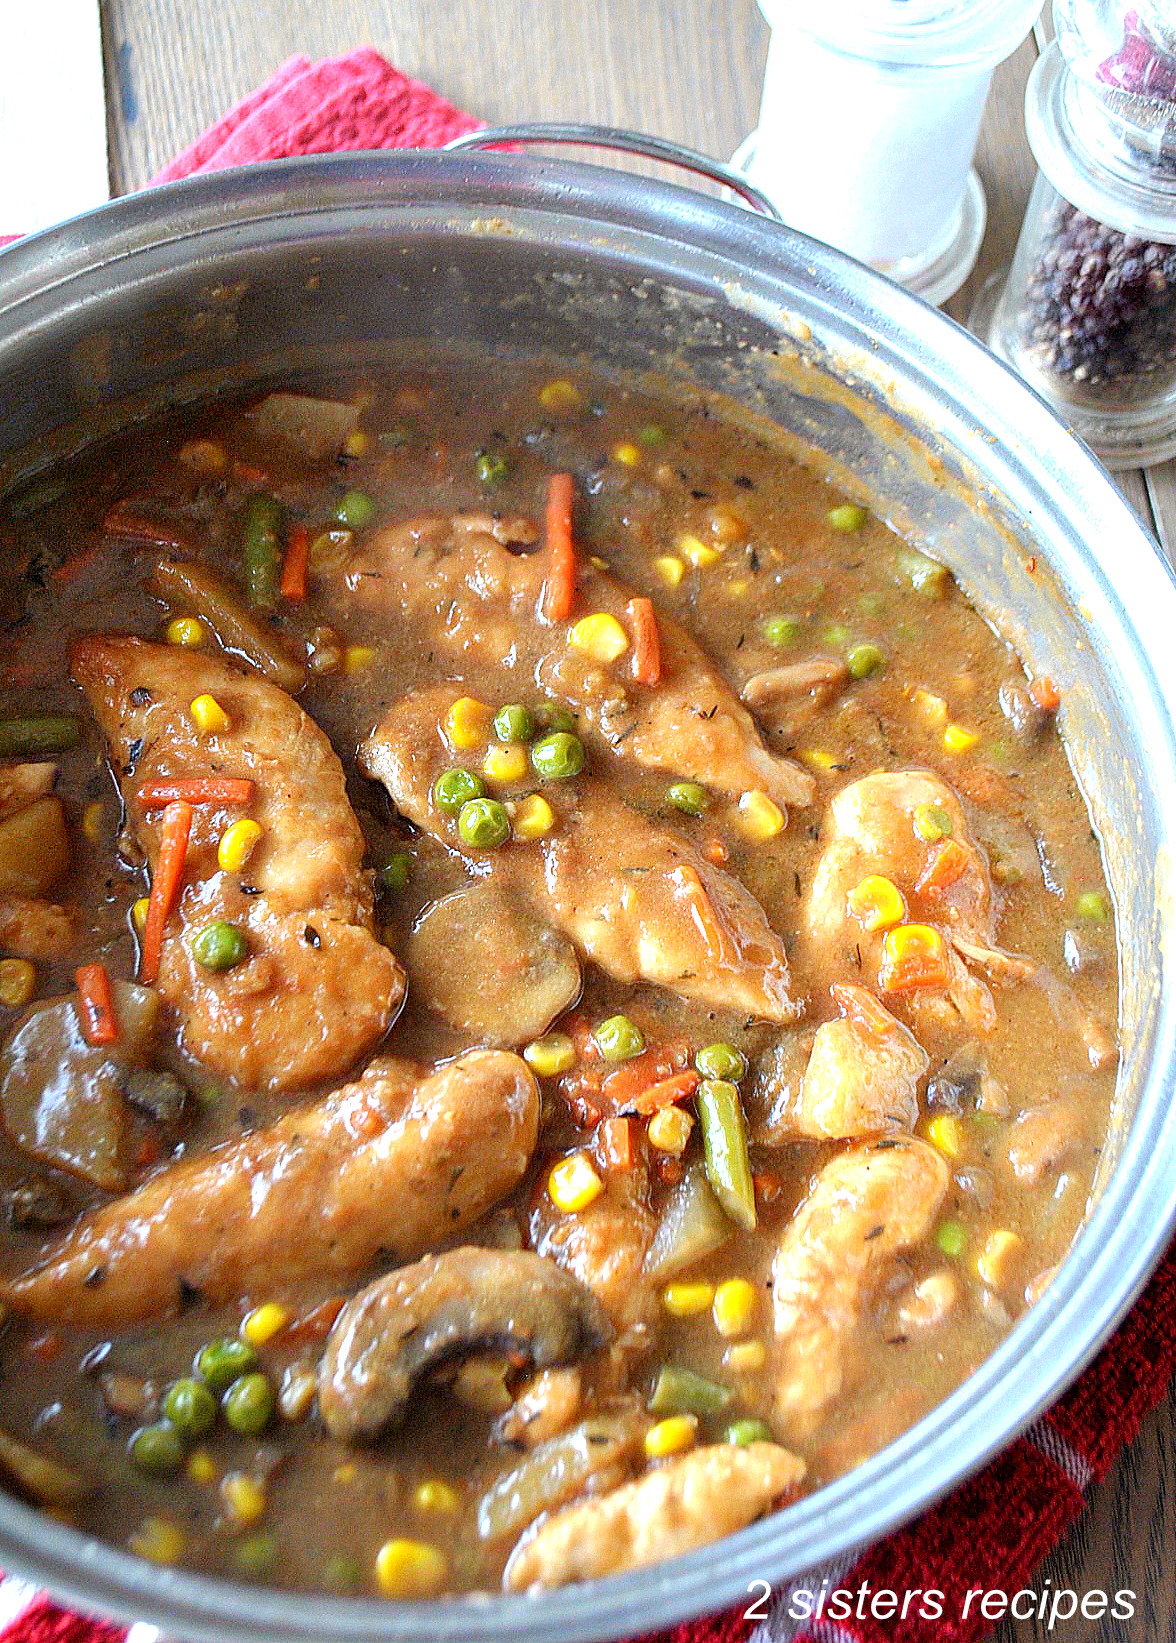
[319,1247,612,1441]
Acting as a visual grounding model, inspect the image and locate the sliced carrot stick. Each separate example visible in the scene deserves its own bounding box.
[75,962,119,1046]
[1028,675,1060,713]
[100,504,191,551]
[631,1069,701,1117]
[830,981,897,1041]
[542,472,577,623]
[627,596,661,686]
[137,778,254,809]
[915,837,971,899]
[280,524,311,602]
[139,800,193,986]
[597,1115,637,1171]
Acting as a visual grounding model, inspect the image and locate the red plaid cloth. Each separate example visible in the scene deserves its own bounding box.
[1,48,1171,1643]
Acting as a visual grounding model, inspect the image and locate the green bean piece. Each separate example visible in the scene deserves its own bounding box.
[827,503,868,532]
[935,1218,967,1258]
[532,702,576,735]
[694,1042,747,1082]
[195,1335,257,1393]
[129,1420,185,1477]
[725,1418,774,1446]
[0,716,80,758]
[648,1364,733,1420]
[241,495,284,610]
[667,781,709,816]
[335,489,377,530]
[150,561,306,693]
[696,1078,757,1231]
[433,768,485,815]
[493,703,535,744]
[457,797,511,849]
[222,1372,276,1436]
[379,851,413,892]
[475,453,509,487]
[163,1377,217,1440]
[191,921,248,972]
[531,731,585,781]
[234,1529,279,1578]
[847,642,886,680]
[762,616,800,650]
[593,1014,645,1063]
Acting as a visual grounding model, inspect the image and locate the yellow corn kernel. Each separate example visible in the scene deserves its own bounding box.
[568,612,630,664]
[678,532,721,568]
[548,1151,604,1213]
[375,1537,448,1599]
[538,379,582,415]
[452,1356,512,1414]
[241,1300,291,1346]
[644,1415,698,1459]
[713,1278,758,1338]
[513,793,555,840]
[846,874,905,932]
[343,644,376,675]
[128,1516,184,1565]
[737,789,785,842]
[976,1229,1024,1291]
[647,1104,694,1155]
[333,1462,358,1485]
[131,896,151,937]
[612,442,641,467]
[0,958,35,1008]
[178,438,227,477]
[190,693,230,734]
[81,801,104,842]
[186,1448,217,1485]
[218,818,263,874]
[166,616,205,648]
[523,1032,575,1077]
[943,723,980,754]
[483,744,529,785]
[344,429,370,458]
[589,555,610,571]
[413,1479,461,1516]
[723,1339,768,1373]
[653,555,685,588]
[926,1113,963,1160]
[662,1281,715,1318]
[799,748,838,771]
[221,1472,267,1526]
[910,688,949,729]
[726,578,750,599]
[444,695,493,750]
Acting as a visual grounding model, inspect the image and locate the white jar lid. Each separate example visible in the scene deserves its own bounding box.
[758,0,1043,69]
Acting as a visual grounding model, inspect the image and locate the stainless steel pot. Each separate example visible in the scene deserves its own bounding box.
[1,146,1175,1643]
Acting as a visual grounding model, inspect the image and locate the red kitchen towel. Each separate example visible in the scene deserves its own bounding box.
[1,45,1174,1643]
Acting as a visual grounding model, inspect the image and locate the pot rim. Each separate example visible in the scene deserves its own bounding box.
[1,148,1175,1643]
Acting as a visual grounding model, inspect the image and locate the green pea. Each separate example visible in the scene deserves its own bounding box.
[129,1420,185,1477]
[695,1042,748,1082]
[531,731,585,781]
[335,489,377,530]
[935,1218,967,1259]
[858,591,885,617]
[190,921,248,972]
[234,1529,279,1578]
[379,851,413,892]
[494,703,535,744]
[822,622,851,649]
[847,642,886,680]
[827,503,868,532]
[1076,890,1110,925]
[913,803,952,842]
[668,780,709,816]
[163,1377,217,1440]
[196,1335,257,1393]
[223,1372,276,1436]
[532,702,576,735]
[433,767,485,814]
[457,797,511,850]
[594,1014,645,1063]
[637,424,668,447]
[475,452,509,487]
[322,1552,362,1593]
[725,1418,774,1447]
[762,615,800,649]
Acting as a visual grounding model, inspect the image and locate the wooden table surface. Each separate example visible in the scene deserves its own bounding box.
[95,3,1175,1639]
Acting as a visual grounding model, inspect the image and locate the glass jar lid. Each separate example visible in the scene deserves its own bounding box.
[757,0,1043,69]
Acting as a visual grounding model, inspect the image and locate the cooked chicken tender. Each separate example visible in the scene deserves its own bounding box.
[4,1050,538,1326]
[343,512,813,812]
[503,1441,804,1590]
[361,687,799,1024]
[70,638,403,1092]
[771,1137,949,1441]
[786,1003,928,1139]
[530,1165,659,1350]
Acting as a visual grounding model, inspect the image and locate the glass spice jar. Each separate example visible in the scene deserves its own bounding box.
[986,3,1176,467]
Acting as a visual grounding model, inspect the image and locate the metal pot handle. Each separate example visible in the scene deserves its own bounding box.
[444,122,782,221]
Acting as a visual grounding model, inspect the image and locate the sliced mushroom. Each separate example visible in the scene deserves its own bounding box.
[405,884,581,1047]
[318,1247,612,1441]
[740,657,848,719]
[0,1427,92,1509]
[478,1403,645,1542]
